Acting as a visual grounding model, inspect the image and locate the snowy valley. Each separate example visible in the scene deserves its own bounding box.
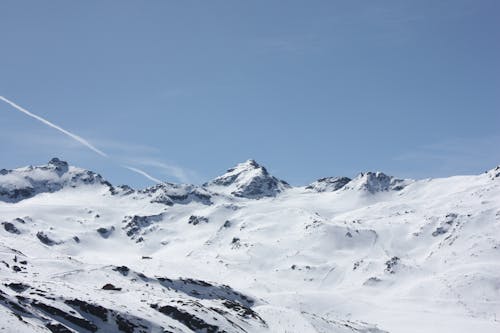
[0,158,499,333]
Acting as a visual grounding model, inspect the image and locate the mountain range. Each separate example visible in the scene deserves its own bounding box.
[1,158,499,333]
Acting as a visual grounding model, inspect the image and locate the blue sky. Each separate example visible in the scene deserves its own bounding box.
[1,0,499,188]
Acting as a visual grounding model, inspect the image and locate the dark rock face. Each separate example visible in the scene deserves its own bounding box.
[489,166,500,179]
[306,176,351,192]
[96,226,115,238]
[48,158,69,176]
[0,188,35,203]
[102,283,121,291]
[235,176,289,199]
[221,300,264,323]
[122,213,165,241]
[36,231,60,246]
[113,266,130,276]
[151,304,221,333]
[115,314,139,333]
[45,323,73,333]
[385,256,400,274]
[188,215,209,225]
[5,282,29,292]
[432,213,458,237]
[156,277,254,307]
[0,282,166,333]
[32,300,99,332]
[2,222,20,234]
[112,184,135,196]
[140,183,212,206]
[64,299,109,322]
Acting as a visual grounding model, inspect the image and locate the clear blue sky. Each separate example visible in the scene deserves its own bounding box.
[1,0,499,188]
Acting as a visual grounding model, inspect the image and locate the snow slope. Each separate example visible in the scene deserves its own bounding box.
[1,159,499,333]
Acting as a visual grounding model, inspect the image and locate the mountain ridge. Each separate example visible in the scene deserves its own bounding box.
[1,158,499,332]
[1,157,478,204]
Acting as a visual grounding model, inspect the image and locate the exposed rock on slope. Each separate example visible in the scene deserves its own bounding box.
[139,183,212,206]
[306,176,351,192]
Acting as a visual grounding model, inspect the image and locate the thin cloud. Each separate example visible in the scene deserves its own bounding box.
[123,165,165,184]
[0,96,107,157]
[0,96,179,185]
[129,158,195,184]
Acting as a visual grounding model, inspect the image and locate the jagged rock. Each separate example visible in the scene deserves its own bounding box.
[156,277,254,306]
[45,323,73,333]
[112,184,135,196]
[36,231,60,246]
[488,166,500,179]
[188,215,209,225]
[113,266,130,276]
[96,226,114,238]
[432,213,458,236]
[385,256,400,274]
[64,299,108,321]
[2,222,20,234]
[306,176,351,192]
[31,300,98,332]
[122,213,165,241]
[5,282,29,292]
[151,303,221,333]
[101,283,121,291]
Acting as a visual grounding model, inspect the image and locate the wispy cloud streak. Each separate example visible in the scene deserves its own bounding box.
[0,95,174,185]
[123,166,165,184]
[0,96,108,157]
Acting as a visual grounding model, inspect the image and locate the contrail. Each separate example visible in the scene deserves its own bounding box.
[123,166,165,184]
[0,95,107,157]
[0,95,167,185]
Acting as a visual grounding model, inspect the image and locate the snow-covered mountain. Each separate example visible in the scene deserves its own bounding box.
[1,158,499,333]
[0,158,112,202]
[203,159,290,199]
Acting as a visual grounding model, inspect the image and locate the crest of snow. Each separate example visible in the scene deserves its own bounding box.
[0,158,111,202]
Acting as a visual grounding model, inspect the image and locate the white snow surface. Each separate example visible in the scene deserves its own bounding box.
[0,159,499,333]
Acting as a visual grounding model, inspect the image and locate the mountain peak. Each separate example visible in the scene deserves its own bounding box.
[344,171,412,193]
[205,159,289,199]
[0,159,111,203]
[226,159,267,175]
[48,157,69,175]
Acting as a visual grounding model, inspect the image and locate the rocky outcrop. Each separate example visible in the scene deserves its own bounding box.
[306,176,351,192]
